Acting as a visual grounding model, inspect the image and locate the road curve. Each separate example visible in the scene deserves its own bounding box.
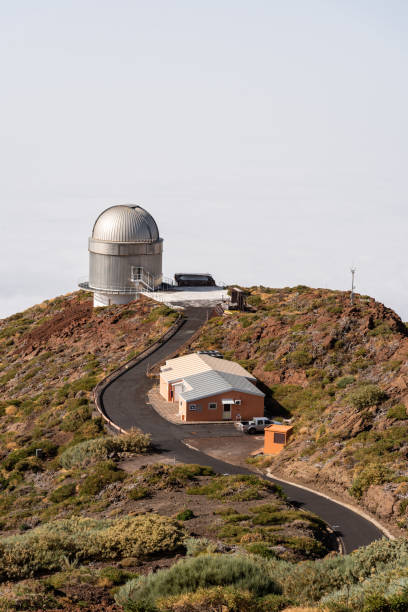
[101,307,385,554]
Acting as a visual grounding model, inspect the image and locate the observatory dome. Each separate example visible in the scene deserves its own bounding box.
[92,205,159,243]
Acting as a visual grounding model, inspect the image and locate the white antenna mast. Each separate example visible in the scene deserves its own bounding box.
[350,267,356,305]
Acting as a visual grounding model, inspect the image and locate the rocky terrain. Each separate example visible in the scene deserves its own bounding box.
[189,286,408,532]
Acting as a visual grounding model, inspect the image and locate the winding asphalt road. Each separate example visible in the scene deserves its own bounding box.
[101,307,384,554]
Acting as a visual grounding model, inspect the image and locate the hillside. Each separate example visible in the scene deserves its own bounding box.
[0,291,343,611]
[189,286,408,531]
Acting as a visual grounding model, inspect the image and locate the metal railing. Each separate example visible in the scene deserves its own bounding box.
[79,268,171,296]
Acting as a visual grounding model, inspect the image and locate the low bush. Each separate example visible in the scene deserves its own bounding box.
[187,474,282,502]
[289,348,313,367]
[115,554,281,610]
[268,537,408,605]
[350,463,393,499]
[59,438,108,468]
[79,460,125,496]
[144,305,178,324]
[139,464,214,490]
[368,321,393,337]
[0,514,183,580]
[346,384,387,409]
[128,486,150,500]
[185,537,217,557]
[59,430,151,468]
[176,509,195,521]
[2,441,58,472]
[336,376,354,389]
[155,587,288,612]
[387,403,408,420]
[98,566,137,586]
[49,482,76,503]
[0,578,59,610]
[264,360,279,372]
[60,404,92,432]
[251,509,297,526]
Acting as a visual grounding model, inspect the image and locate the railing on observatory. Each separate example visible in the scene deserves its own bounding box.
[78,269,175,296]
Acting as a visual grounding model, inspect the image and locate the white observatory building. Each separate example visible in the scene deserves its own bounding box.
[79,204,163,307]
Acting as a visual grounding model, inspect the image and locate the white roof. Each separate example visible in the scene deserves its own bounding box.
[160,353,256,383]
[179,370,264,402]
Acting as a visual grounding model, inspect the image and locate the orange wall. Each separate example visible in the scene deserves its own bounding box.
[179,390,264,422]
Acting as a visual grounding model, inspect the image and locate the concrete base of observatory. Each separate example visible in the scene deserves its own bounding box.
[93,292,137,308]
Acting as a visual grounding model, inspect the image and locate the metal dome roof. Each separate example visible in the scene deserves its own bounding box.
[92,205,160,243]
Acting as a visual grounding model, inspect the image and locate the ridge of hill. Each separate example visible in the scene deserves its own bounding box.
[189,285,408,532]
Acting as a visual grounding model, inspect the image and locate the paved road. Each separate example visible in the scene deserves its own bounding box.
[101,307,384,554]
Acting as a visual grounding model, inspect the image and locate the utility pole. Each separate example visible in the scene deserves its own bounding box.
[350,268,356,305]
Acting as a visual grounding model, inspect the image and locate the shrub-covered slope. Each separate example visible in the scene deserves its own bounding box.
[0,291,178,532]
[0,291,340,611]
[190,286,408,529]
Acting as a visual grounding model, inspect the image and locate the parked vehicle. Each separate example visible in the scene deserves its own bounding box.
[235,417,276,434]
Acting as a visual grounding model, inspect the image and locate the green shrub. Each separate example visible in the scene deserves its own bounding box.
[347,384,387,409]
[350,464,393,499]
[387,404,407,420]
[115,554,281,610]
[140,464,214,490]
[384,359,403,372]
[185,537,217,557]
[336,376,354,389]
[2,441,58,471]
[49,482,76,503]
[144,305,177,323]
[239,316,252,328]
[98,566,136,586]
[251,509,296,526]
[105,429,152,454]
[80,460,125,496]
[368,321,393,337]
[128,486,151,500]
[289,349,313,367]
[269,537,408,605]
[60,404,92,432]
[59,430,151,468]
[326,304,343,314]
[245,543,278,559]
[59,437,108,468]
[237,359,257,372]
[0,578,59,610]
[14,457,42,473]
[155,587,288,612]
[0,514,183,581]
[247,295,262,307]
[187,474,282,502]
[264,361,279,372]
[176,509,195,521]
[270,383,331,417]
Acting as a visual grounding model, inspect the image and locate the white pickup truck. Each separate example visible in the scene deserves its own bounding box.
[235,417,275,435]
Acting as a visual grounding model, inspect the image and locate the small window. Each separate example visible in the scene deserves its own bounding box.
[208,402,217,410]
[274,432,286,444]
[235,399,241,405]
[189,404,201,412]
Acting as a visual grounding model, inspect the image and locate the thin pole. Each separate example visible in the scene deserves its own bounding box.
[350,268,356,305]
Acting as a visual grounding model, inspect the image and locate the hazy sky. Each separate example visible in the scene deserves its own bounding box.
[1,1,408,319]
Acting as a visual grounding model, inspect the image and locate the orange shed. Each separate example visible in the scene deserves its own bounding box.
[264,424,293,455]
